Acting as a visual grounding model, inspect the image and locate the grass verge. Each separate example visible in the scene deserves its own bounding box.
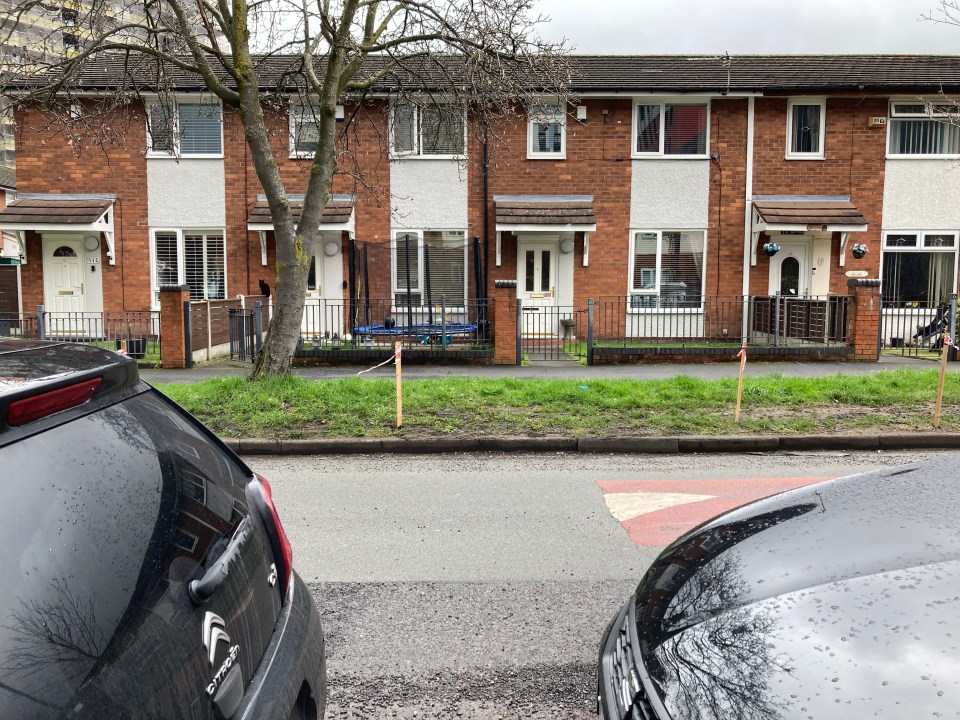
[156,369,960,440]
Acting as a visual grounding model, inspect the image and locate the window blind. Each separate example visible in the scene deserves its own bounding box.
[179,104,222,155]
[664,105,706,155]
[424,231,466,304]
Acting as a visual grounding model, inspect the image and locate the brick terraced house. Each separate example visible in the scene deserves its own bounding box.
[3,54,960,364]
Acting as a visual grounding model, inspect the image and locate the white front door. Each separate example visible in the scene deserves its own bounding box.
[44,239,86,313]
[517,236,559,336]
[301,233,345,340]
[768,239,812,297]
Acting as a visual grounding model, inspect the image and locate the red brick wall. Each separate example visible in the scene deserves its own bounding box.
[750,96,887,294]
[230,101,393,301]
[14,99,150,312]
[707,98,749,299]
[469,100,634,305]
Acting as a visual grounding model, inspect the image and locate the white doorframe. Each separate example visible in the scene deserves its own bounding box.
[517,235,561,336]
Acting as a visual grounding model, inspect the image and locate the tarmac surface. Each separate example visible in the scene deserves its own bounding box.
[139,353,960,455]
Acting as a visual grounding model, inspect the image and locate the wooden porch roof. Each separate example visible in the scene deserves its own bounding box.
[247,196,355,228]
[0,196,113,226]
[753,199,867,227]
[494,195,596,229]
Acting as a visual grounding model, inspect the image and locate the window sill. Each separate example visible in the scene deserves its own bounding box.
[785,154,824,161]
[886,154,960,160]
[631,155,710,161]
[390,154,465,161]
[627,306,704,314]
[527,152,566,160]
[147,153,225,160]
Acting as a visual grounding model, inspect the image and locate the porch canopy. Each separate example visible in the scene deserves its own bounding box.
[751,196,868,267]
[247,194,356,266]
[493,195,597,265]
[0,194,116,265]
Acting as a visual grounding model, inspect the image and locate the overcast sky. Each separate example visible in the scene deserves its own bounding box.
[531,0,960,55]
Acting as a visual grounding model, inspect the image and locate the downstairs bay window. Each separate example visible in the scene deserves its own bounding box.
[393,230,467,307]
[882,232,957,305]
[629,230,705,308]
[152,229,226,306]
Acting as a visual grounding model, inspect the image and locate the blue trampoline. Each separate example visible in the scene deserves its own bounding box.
[353,322,478,345]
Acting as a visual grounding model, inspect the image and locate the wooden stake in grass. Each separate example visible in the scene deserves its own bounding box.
[735,340,748,423]
[934,333,950,428]
[395,341,403,428]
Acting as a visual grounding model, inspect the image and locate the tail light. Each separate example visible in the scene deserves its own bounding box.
[250,473,294,599]
[6,378,102,426]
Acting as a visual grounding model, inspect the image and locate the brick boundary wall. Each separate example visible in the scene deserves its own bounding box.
[159,285,191,368]
[846,279,881,361]
[492,282,518,365]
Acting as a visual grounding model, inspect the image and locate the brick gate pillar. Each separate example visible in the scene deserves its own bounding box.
[159,284,192,369]
[846,278,881,361]
[492,280,519,365]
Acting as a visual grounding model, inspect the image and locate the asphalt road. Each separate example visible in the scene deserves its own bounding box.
[250,450,947,719]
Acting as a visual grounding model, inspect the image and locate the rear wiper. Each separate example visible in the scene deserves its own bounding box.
[188,515,252,605]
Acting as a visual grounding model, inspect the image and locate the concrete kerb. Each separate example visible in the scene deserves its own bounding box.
[227,434,960,455]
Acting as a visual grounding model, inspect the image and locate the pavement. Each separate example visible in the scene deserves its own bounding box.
[139,352,960,455]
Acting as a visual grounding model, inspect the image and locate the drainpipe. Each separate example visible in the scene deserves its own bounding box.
[741,96,755,341]
[483,122,490,295]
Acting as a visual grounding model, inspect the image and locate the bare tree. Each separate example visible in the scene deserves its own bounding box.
[1,0,569,377]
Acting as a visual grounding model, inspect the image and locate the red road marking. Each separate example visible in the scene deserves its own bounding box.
[599,476,832,547]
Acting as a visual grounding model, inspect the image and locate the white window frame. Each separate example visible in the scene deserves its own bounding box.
[149,228,227,308]
[146,97,224,158]
[887,99,960,159]
[390,101,466,159]
[786,98,825,160]
[881,230,959,302]
[391,229,468,308]
[289,103,320,158]
[527,104,566,159]
[631,98,711,159]
[627,229,707,310]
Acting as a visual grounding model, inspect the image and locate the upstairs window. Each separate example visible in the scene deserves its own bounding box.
[391,103,465,157]
[629,230,705,309]
[393,230,467,306]
[634,101,708,157]
[528,105,565,158]
[148,100,223,157]
[787,100,825,158]
[888,102,960,157]
[290,104,319,157]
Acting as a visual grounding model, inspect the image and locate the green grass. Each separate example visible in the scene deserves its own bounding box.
[156,369,960,440]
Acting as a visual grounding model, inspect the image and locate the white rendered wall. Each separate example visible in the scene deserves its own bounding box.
[391,160,468,229]
[147,159,226,227]
[883,160,960,230]
[630,160,710,228]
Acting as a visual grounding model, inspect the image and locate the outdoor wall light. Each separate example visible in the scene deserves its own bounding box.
[84,235,100,251]
[560,238,575,254]
[323,240,340,257]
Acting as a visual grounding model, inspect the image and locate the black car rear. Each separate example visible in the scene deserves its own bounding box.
[0,339,325,719]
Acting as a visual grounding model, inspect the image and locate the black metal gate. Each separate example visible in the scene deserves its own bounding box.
[229,308,260,362]
[517,301,587,362]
